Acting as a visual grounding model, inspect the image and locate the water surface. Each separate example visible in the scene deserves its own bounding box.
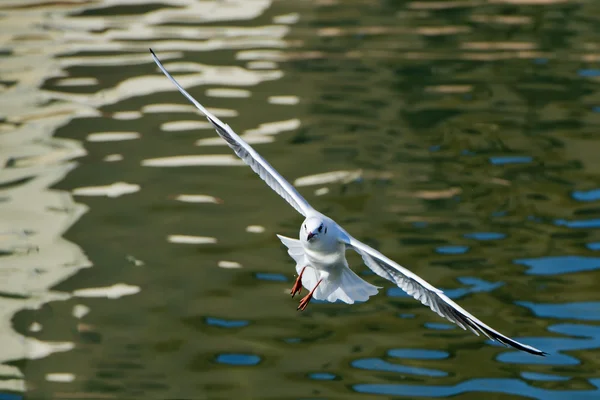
[1,0,600,399]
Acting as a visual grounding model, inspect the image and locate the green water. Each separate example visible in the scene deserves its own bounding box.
[2,0,600,399]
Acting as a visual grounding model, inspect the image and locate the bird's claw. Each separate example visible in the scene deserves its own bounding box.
[290,279,302,297]
[290,266,307,298]
[297,293,313,311]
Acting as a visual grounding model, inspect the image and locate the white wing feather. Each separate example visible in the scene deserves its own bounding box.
[150,49,313,217]
[344,235,546,356]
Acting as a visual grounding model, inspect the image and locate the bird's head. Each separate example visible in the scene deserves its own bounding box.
[301,217,329,244]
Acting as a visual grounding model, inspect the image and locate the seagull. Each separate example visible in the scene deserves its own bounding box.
[149,49,546,356]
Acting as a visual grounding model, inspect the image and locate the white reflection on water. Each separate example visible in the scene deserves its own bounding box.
[72,182,140,197]
[111,111,143,120]
[45,373,75,383]
[246,225,266,233]
[206,88,252,98]
[247,61,279,70]
[0,97,89,393]
[293,170,363,187]
[142,155,244,167]
[0,0,288,395]
[103,154,124,162]
[268,95,300,105]
[161,120,212,131]
[55,78,99,87]
[244,118,300,135]
[72,304,90,319]
[174,194,223,204]
[73,283,140,299]
[86,132,141,142]
[167,235,217,245]
[218,260,243,269]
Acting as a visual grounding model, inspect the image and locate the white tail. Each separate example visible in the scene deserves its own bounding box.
[277,234,380,304]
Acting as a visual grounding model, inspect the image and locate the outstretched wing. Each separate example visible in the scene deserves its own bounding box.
[150,49,314,217]
[343,235,546,356]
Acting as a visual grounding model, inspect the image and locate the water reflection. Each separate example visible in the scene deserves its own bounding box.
[3,0,600,398]
[355,378,600,399]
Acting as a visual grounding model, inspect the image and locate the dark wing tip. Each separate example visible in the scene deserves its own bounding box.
[149,48,156,56]
[525,348,547,357]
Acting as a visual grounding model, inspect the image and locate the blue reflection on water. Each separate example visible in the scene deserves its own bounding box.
[215,353,261,366]
[352,358,447,377]
[398,313,415,319]
[572,188,600,202]
[354,377,600,398]
[489,156,532,165]
[555,218,600,228]
[519,301,600,321]
[521,372,569,382]
[464,232,506,240]
[205,317,249,328]
[579,69,600,77]
[425,322,455,331]
[254,272,288,282]
[514,256,600,275]
[0,394,23,400]
[444,277,503,299]
[435,245,469,254]
[587,242,600,251]
[308,372,337,380]
[498,324,600,366]
[388,348,448,360]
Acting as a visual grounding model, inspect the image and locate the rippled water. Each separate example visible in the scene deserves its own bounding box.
[2,0,600,398]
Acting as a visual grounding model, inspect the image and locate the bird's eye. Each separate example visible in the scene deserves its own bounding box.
[318,224,323,232]
[324,227,327,234]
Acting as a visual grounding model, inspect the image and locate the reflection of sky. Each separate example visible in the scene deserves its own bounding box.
[497,324,600,366]
[435,245,469,254]
[352,358,447,378]
[489,156,533,165]
[215,353,261,366]
[519,301,600,321]
[463,232,506,240]
[555,218,600,229]
[514,256,600,275]
[572,188,600,202]
[205,317,250,328]
[354,377,600,398]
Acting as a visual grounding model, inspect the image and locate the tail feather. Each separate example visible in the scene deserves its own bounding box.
[315,267,380,304]
[277,234,380,304]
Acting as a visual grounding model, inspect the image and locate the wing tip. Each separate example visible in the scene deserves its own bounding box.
[527,346,548,357]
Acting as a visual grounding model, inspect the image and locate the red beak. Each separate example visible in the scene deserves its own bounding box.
[307,232,315,241]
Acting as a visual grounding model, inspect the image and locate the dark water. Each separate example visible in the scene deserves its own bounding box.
[2,0,600,399]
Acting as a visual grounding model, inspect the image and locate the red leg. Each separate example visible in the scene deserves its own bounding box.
[290,266,307,297]
[297,279,323,311]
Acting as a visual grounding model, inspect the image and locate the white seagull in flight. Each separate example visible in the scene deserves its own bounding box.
[150,49,546,356]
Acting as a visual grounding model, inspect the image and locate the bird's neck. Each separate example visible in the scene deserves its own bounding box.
[304,235,341,254]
